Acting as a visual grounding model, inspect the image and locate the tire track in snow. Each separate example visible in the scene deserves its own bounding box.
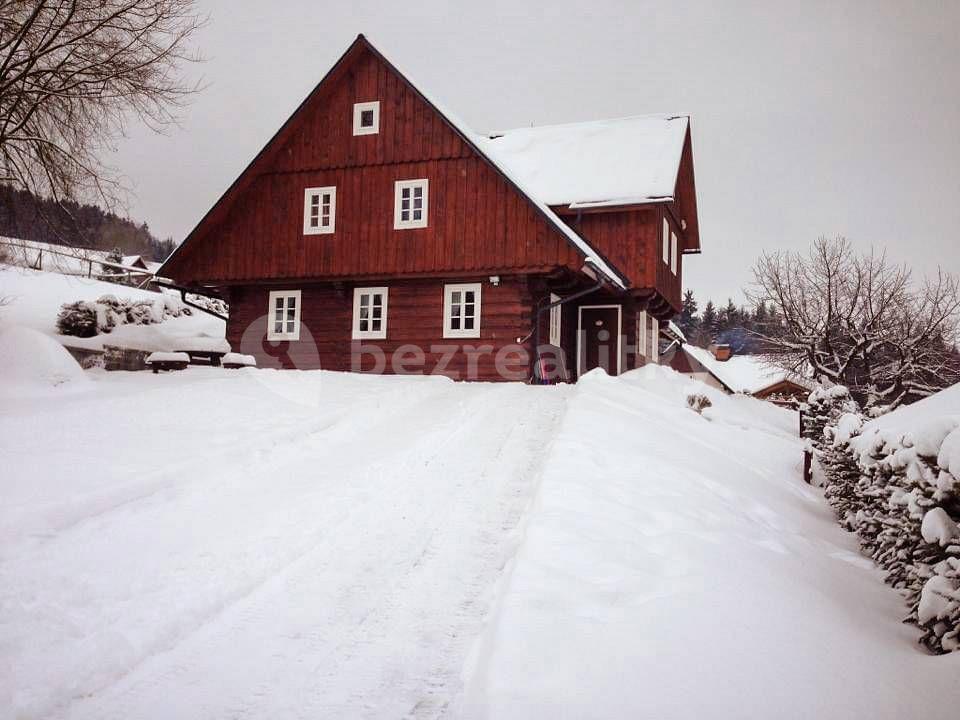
[59,383,570,720]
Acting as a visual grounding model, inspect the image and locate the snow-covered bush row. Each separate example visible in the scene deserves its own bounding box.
[56,293,192,338]
[805,387,960,653]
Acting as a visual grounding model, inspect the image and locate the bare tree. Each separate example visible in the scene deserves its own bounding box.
[0,0,203,213]
[749,237,960,409]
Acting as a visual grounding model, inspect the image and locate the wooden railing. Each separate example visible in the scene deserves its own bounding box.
[0,237,156,288]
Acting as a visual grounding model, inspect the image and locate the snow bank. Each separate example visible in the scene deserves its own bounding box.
[0,264,225,352]
[463,366,960,719]
[0,325,91,397]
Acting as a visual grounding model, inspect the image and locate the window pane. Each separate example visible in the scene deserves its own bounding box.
[321,217,329,227]
[402,188,410,200]
[361,109,374,127]
[287,308,296,321]
[452,291,461,304]
[464,291,474,304]
[360,307,369,319]
[413,209,422,220]
[360,295,369,307]
[464,317,474,330]
[360,319,368,331]
[311,195,319,207]
[274,321,283,334]
[371,318,381,331]
[451,316,460,330]
[413,197,422,209]
[372,294,382,306]
[401,210,410,221]
[275,297,284,310]
[288,296,296,308]
[413,187,422,198]
[286,320,295,333]
[401,198,410,210]
[372,306,382,319]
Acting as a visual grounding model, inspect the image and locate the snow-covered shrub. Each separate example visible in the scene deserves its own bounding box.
[56,301,99,337]
[814,396,960,654]
[686,393,712,414]
[56,293,189,337]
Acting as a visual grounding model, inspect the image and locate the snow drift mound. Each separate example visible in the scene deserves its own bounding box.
[0,325,91,397]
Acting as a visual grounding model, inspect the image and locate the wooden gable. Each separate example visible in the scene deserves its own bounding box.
[160,36,598,287]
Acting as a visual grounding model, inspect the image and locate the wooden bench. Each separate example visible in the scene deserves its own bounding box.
[174,349,226,366]
[146,352,190,373]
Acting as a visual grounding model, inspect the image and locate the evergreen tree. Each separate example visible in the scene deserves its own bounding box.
[676,289,700,340]
[697,301,718,346]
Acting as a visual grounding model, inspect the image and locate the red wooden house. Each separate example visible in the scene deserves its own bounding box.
[158,35,701,381]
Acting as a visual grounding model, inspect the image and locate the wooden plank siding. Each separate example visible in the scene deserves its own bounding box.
[226,276,536,381]
[162,44,586,286]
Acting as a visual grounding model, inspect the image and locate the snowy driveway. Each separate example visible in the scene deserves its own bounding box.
[1,370,567,719]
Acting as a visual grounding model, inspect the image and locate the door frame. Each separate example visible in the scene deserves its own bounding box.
[577,304,622,377]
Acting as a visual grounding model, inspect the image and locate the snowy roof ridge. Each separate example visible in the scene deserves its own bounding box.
[489,112,689,137]
[482,114,689,208]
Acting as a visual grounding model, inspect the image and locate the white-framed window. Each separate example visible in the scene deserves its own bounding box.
[670,232,678,275]
[394,179,429,229]
[352,287,388,340]
[649,315,660,363]
[637,310,647,358]
[549,293,562,346]
[662,217,670,264]
[267,290,301,341]
[352,101,380,135]
[443,283,481,338]
[303,186,336,235]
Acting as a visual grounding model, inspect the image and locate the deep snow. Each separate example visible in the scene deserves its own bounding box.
[0,264,224,351]
[1,366,958,719]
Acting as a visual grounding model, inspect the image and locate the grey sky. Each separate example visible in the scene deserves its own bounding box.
[112,0,960,303]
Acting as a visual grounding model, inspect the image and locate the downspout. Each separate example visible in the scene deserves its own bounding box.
[531,267,608,384]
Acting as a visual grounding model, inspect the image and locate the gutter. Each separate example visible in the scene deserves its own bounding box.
[151,278,229,322]
[530,261,610,384]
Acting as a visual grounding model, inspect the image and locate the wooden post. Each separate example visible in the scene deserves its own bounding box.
[803,448,813,484]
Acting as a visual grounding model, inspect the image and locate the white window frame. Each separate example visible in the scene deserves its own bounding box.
[352,101,380,136]
[670,232,678,275]
[637,310,647,358]
[267,290,302,341]
[650,316,660,364]
[394,179,429,229]
[662,217,670,264]
[548,293,562,346]
[443,283,481,339]
[576,304,622,377]
[351,287,388,340]
[303,186,336,235]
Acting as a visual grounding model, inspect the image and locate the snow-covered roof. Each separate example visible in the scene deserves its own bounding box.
[370,40,628,288]
[483,115,688,207]
[681,346,813,395]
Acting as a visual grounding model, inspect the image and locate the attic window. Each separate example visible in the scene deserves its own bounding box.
[661,218,670,265]
[670,232,678,275]
[394,179,428,229]
[303,186,336,235]
[353,101,380,135]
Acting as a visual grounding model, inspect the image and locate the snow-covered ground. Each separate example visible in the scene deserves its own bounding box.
[0,264,223,352]
[1,363,958,719]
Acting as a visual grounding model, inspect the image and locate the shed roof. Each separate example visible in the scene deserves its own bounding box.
[484,115,689,207]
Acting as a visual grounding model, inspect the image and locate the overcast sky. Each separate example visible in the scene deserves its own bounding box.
[111,0,960,303]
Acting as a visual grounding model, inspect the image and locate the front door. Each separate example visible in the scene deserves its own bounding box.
[578,305,621,377]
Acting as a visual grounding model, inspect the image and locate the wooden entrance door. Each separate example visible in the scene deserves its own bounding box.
[578,305,621,377]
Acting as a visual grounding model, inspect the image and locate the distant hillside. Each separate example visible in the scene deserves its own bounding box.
[0,185,176,262]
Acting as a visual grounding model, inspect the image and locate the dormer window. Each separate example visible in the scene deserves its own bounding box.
[353,101,380,135]
[303,187,336,235]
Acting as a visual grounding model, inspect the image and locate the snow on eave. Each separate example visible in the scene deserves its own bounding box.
[484,114,689,209]
[567,195,674,210]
